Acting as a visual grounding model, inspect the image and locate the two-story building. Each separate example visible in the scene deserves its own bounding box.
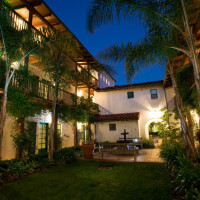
[1,0,191,160]
[94,80,168,142]
[1,0,114,160]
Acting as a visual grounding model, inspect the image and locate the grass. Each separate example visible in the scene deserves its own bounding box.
[0,160,173,200]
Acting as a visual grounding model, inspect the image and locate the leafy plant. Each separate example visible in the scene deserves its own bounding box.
[7,159,27,176]
[12,133,32,154]
[53,147,81,164]
[142,138,155,149]
[160,139,185,169]
[158,110,181,140]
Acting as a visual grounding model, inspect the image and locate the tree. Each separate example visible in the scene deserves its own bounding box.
[87,0,200,107]
[37,28,80,160]
[86,0,199,161]
[0,0,42,160]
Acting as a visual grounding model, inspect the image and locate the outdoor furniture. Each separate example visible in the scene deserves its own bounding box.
[98,143,138,159]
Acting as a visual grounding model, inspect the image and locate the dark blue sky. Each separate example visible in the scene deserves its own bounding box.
[44,0,165,85]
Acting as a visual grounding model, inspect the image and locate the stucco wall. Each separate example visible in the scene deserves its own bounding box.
[95,120,139,142]
[94,85,167,138]
[98,71,115,89]
[61,122,74,148]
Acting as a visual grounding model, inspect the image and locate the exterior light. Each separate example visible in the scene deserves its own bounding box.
[77,122,82,130]
[11,61,19,69]
[150,109,163,119]
[77,90,82,97]
[190,110,199,124]
[134,138,138,142]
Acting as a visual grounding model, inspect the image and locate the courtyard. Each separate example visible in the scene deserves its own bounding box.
[0,160,173,200]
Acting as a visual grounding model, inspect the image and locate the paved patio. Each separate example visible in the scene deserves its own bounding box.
[93,148,164,163]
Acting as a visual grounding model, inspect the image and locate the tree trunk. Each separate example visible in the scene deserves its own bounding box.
[0,66,10,160]
[186,112,195,148]
[49,90,57,160]
[169,65,196,162]
[73,122,77,146]
[181,0,200,108]
[0,91,7,160]
[16,117,25,158]
[54,111,58,151]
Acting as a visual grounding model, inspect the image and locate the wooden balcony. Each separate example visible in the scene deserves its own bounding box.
[9,70,74,106]
[77,65,98,89]
[0,70,99,111]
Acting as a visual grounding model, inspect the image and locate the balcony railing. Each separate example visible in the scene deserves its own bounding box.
[9,70,74,106]
[6,70,99,110]
[77,65,98,89]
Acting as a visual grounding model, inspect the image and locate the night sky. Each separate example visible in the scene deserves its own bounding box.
[44,0,165,85]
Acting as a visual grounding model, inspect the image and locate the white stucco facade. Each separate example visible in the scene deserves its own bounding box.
[95,120,139,142]
[94,82,167,140]
[98,71,116,89]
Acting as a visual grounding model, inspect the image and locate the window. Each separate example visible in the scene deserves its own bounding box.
[38,123,48,151]
[127,91,134,99]
[40,80,49,100]
[150,89,158,99]
[57,124,62,136]
[109,123,116,131]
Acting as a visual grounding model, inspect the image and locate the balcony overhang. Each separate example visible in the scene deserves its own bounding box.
[8,0,102,67]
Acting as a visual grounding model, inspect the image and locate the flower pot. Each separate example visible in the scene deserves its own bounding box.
[82,144,95,159]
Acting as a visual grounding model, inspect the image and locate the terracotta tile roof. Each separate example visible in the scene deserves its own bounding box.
[95,112,140,122]
[97,80,163,91]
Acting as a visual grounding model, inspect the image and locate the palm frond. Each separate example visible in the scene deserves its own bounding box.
[96,33,178,82]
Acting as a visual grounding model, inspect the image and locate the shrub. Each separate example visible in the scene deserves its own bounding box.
[7,159,27,176]
[160,139,200,199]
[28,152,48,162]
[0,160,9,181]
[28,152,52,168]
[160,139,185,169]
[54,147,81,164]
[142,138,155,149]
[175,155,200,199]
[0,160,9,172]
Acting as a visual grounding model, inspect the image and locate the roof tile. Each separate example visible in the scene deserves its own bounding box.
[95,112,140,122]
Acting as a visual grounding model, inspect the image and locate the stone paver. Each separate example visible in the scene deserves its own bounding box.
[93,148,164,163]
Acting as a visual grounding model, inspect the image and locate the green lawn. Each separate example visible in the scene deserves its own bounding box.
[0,160,173,200]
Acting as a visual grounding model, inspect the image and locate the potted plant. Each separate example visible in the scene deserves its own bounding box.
[81,126,95,159]
[72,97,99,159]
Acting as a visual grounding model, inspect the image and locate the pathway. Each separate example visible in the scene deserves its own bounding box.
[93,148,164,163]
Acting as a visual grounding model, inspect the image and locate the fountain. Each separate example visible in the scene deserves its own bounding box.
[117,129,133,143]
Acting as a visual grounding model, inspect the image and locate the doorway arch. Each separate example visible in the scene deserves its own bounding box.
[145,119,162,138]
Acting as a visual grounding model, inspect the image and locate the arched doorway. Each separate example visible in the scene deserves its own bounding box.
[149,122,162,138]
[145,119,162,138]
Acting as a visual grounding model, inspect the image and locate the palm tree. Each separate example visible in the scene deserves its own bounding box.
[86,0,199,161]
[87,0,200,107]
[0,0,41,160]
[37,28,80,160]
